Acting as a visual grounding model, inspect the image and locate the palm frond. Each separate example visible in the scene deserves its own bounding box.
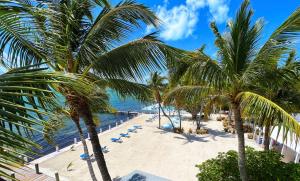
[164,85,211,105]
[270,7,300,43]
[78,0,159,63]
[86,33,175,80]
[237,91,300,140]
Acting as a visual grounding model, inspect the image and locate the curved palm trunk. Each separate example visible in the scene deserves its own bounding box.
[159,102,175,130]
[73,118,97,181]
[156,91,175,131]
[263,120,272,151]
[68,93,111,181]
[80,104,112,181]
[232,102,248,181]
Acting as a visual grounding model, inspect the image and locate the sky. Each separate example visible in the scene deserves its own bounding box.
[108,0,300,58]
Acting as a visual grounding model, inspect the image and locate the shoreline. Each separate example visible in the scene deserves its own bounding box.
[30,113,147,164]
[27,113,260,181]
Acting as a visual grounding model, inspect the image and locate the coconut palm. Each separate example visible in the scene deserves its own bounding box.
[148,72,166,128]
[0,0,175,180]
[171,1,300,180]
[166,47,212,129]
[0,65,92,179]
[148,72,176,130]
[249,51,300,150]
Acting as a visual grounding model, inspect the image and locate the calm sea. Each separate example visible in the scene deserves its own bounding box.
[31,90,148,159]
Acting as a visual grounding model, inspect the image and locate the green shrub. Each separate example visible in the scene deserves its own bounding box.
[196,147,300,181]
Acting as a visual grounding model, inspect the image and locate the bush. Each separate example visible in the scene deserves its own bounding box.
[196,128,208,134]
[174,127,184,133]
[196,147,300,181]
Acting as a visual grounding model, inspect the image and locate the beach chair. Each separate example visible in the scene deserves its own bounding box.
[128,128,137,132]
[133,125,142,129]
[111,137,122,143]
[120,133,130,137]
[80,153,90,160]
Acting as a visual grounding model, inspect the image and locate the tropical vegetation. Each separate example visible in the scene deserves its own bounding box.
[1,0,300,180]
[165,0,300,180]
[0,65,94,179]
[196,147,300,181]
[0,0,177,180]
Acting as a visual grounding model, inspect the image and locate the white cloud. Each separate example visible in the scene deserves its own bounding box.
[148,0,230,41]
[207,0,229,23]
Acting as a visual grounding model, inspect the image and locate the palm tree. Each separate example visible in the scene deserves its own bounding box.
[148,72,175,130]
[249,51,300,150]
[0,1,175,180]
[148,72,166,128]
[166,47,211,129]
[0,65,90,179]
[170,1,300,180]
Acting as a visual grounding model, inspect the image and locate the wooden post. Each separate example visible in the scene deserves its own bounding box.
[55,172,60,181]
[35,163,39,174]
[74,138,77,144]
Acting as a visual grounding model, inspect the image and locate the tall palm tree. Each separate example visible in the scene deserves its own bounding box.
[169,1,300,180]
[0,0,175,180]
[148,72,166,128]
[0,65,90,179]
[148,72,175,130]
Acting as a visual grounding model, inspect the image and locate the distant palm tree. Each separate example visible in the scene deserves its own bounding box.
[169,1,300,180]
[0,65,88,179]
[0,0,175,180]
[148,72,167,129]
[250,51,300,150]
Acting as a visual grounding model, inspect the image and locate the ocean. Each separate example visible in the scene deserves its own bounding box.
[31,90,148,160]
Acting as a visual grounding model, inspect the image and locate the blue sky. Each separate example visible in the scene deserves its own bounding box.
[109,0,300,57]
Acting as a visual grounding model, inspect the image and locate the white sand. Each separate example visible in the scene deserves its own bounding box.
[30,114,260,181]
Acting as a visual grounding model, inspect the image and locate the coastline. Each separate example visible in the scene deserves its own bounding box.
[26,113,260,181]
[30,113,145,165]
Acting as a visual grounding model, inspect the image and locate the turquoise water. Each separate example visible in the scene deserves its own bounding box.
[31,90,148,159]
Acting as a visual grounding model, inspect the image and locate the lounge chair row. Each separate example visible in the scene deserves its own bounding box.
[80,125,142,160]
[110,125,142,143]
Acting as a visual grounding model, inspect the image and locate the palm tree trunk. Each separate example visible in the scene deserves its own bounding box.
[263,120,272,151]
[67,92,111,181]
[232,102,248,181]
[196,105,203,130]
[82,108,111,181]
[178,109,182,130]
[159,102,175,130]
[74,119,97,181]
[158,101,161,129]
[191,113,197,120]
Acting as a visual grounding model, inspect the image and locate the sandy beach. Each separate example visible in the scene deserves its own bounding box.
[29,113,260,181]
